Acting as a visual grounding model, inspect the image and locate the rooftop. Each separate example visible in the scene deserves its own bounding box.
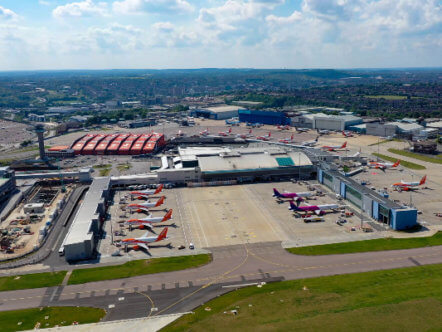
[203,105,244,113]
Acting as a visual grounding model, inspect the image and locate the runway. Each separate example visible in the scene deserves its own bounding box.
[0,242,441,321]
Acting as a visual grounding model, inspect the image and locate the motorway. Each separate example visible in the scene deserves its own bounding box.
[0,241,441,321]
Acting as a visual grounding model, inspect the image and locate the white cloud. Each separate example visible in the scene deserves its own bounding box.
[52,0,108,18]
[0,6,18,21]
[266,10,302,25]
[113,0,194,15]
[153,21,174,32]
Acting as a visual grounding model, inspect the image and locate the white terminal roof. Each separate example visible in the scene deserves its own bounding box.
[63,177,110,246]
[198,149,312,173]
[387,122,423,131]
[427,121,442,128]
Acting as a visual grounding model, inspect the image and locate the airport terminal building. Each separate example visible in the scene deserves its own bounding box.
[62,177,111,261]
[318,165,418,230]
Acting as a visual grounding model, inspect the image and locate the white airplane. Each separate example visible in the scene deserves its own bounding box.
[130,184,163,198]
[127,196,165,212]
[125,209,173,229]
[302,136,319,147]
[257,131,271,141]
[317,129,330,135]
[369,160,400,170]
[289,201,339,215]
[236,129,253,139]
[296,127,310,133]
[392,175,427,191]
[321,141,347,151]
[218,128,232,137]
[199,128,210,136]
[120,227,169,250]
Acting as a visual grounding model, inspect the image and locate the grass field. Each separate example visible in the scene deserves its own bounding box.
[0,271,66,292]
[373,152,426,170]
[388,148,442,164]
[163,264,442,332]
[68,254,211,285]
[0,306,105,331]
[286,232,442,255]
[364,95,408,100]
[94,163,112,176]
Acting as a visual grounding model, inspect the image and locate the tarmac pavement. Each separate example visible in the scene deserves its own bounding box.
[0,241,441,320]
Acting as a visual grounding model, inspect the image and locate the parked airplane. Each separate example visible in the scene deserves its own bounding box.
[256,132,271,141]
[321,141,347,151]
[130,184,164,198]
[236,129,253,139]
[273,188,312,200]
[278,134,294,144]
[342,131,354,137]
[302,136,319,147]
[317,129,330,135]
[120,227,169,250]
[296,127,309,133]
[289,201,339,215]
[369,160,400,170]
[127,196,165,212]
[199,128,210,136]
[277,125,290,130]
[218,128,232,137]
[125,209,173,229]
[392,175,427,191]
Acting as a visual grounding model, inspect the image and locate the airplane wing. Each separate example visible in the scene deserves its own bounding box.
[138,243,149,250]
[314,210,321,215]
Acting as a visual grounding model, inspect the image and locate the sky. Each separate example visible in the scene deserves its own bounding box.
[0,0,441,70]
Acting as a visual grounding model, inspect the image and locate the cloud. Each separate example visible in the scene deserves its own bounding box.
[266,10,302,25]
[52,0,108,18]
[113,0,194,15]
[0,6,18,21]
[152,21,174,32]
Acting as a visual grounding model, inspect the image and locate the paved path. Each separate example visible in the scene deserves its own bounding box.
[0,242,441,321]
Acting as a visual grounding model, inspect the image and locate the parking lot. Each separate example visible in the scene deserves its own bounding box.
[98,182,384,260]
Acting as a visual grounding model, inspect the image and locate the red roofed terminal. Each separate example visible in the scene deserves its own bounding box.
[69,133,165,155]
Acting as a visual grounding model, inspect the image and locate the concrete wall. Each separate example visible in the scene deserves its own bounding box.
[314,117,345,131]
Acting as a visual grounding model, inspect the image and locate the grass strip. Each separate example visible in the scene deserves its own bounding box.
[162,264,442,332]
[0,271,66,292]
[0,306,105,331]
[68,254,212,285]
[286,232,442,256]
[388,148,442,164]
[373,152,426,170]
[368,138,402,146]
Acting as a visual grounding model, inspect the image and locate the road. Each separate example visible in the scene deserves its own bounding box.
[0,241,440,321]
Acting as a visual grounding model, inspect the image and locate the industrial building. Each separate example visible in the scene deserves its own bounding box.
[70,132,165,155]
[62,177,111,261]
[191,105,244,120]
[318,165,418,230]
[0,167,16,204]
[238,110,291,125]
[292,113,363,130]
[366,121,426,139]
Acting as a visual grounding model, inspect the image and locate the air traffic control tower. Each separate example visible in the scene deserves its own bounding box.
[35,124,47,161]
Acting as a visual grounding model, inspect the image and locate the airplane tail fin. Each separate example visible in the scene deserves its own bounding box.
[269,131,271,137]
[341,141,347,148]
[273,188,281,197]
[291,134,294,140]
[419,175,427,185]
[228,128,232,133]
[289,200,298,211]
[157,227,168,241]
[155,196,165,207]
[154,184,164,194]
[392,160,401,167]
[162,209,173,221]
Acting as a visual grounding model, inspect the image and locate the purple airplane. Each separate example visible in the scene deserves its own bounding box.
[289,200,339,215]
[273,188,312,200]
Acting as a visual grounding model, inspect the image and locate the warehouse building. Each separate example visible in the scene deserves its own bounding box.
[318,165,417,230]
[62,177,111,261]
[238,109,290,125]
[291,113,363,130]
[192,105,244,120]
